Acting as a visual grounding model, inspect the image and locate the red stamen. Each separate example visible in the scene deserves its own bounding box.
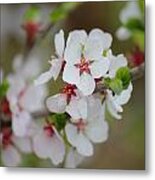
[75,119,87,132]
[62,84,77,104]
[2,127,12,148]
[44,124,55,137]
[75,58,91,74]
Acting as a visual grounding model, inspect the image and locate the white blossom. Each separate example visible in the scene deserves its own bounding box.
[34,30,65,85]
[46,84,82,113]
[65,96,109,156]
[63,29,112,96]
[0,128,32,166]
[6,55,47,137]
[106,50,128,78]
[106,83,133,120]
[32,123,65,165]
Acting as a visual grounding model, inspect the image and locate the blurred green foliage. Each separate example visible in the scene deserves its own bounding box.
[50,2,80,23]
[24,6,40,22]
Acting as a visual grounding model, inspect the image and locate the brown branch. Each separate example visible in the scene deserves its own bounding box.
[32,63,145,119]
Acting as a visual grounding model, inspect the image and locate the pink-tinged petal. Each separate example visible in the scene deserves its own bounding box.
[65,123,78,147]
[32,130,50,159]
[88,28,112,50]
[66,98,87,121]
[106,90,123,120]
[50,58,63,80]
[12,136,32,153]
[55,30,65,57]
[34,69,53,85]
[90,57,110,78]
[48,135,65,165]
[1,145,21,167]
[84,38,103,60]
[64,148,84,168]
[21,57,42,80]
[12,54,23,72]
[87,96,102,122]
[20,85,47,113]
[85,120,109,143]
[7,76,26,106]
[12,111,32,137]
[108,53,128,78]
[76,133,93,156]
[64,41,82,65]
[46,94,67,113]
[66,100,81,121]
[77,73,95,96]
[63,64,80,84]
[66,30,87,47]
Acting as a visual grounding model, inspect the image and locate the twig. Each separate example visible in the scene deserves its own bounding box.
[130,62,145,80]
[32,63,145,119]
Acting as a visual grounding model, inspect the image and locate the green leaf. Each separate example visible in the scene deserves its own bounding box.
[24,6,40,22]
[52,113,68,132]
[0,80,9,98]
[50,2,80,23]
[124,18,144,31]
[116,67,131,89]
[109,78,123,95]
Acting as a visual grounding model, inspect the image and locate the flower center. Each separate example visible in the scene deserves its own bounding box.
[62,84,77,103]
[75,119,87,132]
[2,127,12,148]
[44,124,55,137]
[75,58,91,74]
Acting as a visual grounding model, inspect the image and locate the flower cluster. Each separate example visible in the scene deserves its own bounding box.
[0,55,47,166]
[33,28,133,167]
[0,28,133,168]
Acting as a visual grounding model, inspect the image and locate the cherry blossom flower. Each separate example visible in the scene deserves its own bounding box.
[46,84,81,113]
[32,122,65,165]
[65,96,109,156]
[106,50,128,78]
[64,147,84,168]
[34,30,65,85]
[106,83,133,120]
[0,127,32,166]
[6,55,47,137]
[63,29,112,96]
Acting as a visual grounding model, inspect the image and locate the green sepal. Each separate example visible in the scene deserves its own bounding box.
[116,67,131,89]
[109,78,123,95]
[52,113,68,132]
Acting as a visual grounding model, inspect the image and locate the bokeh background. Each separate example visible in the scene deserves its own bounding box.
[0,1,145,169]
